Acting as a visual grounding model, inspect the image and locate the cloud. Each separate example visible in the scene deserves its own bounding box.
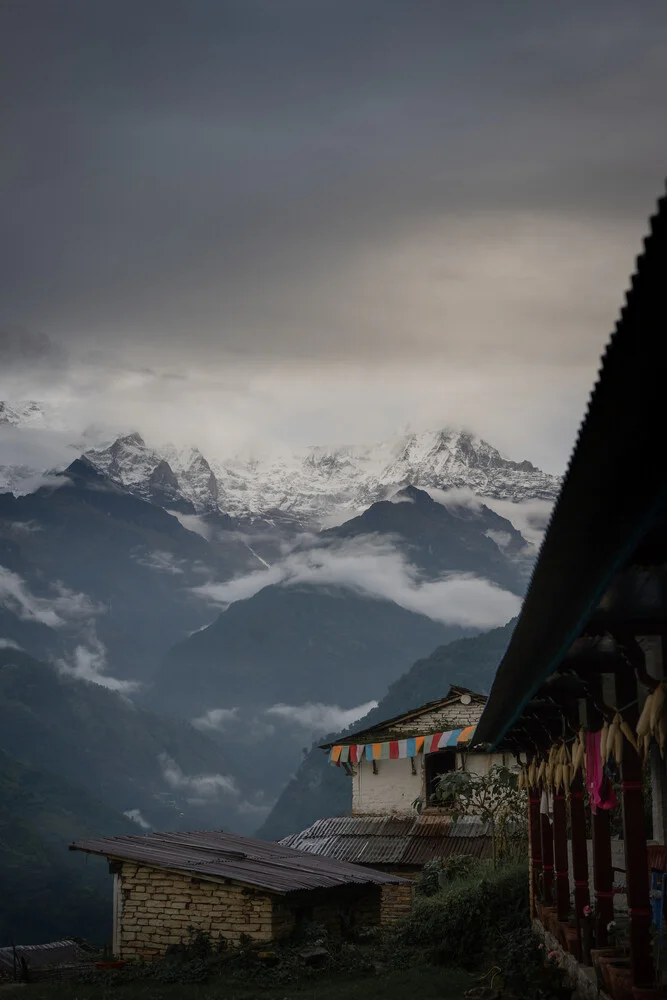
[428,487,484,512]
[191,707,240,732]
[56,626,140,693]
[3,3,667,476]
[134,549,184,575]
[266,700,378,734]
[236,798,275,819]
[0,425,79,493]
[482,498,555,550]
[485,529,513,551]
[0,638,22,650]
[124,808,151,830]
[168,512,213,540]
[6,520,43,534]
[158,753,239,799]
[193,535,521,629]
[383,489,415,505]
[0,565,100,628]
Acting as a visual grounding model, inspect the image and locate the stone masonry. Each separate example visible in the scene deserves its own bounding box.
[117,863,274,959]
[115,862,404,960]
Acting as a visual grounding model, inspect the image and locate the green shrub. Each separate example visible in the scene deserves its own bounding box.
[395,861,529,969]
[416,855,486,896]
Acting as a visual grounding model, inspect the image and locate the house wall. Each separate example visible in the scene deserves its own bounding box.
[114,863,397,960]
[272,886,384,939]
[116,862,274,959]
[380,884,415,923]
[384,700,483,737]
[352,751,508,814]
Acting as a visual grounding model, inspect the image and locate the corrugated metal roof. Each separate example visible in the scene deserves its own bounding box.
[69,829,409,894]
[279,814,493,867]
[0,941,84,972]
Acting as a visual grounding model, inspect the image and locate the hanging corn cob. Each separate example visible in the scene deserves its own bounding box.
[571,728,585,777]
[600,721,610,764]
[635,682,667,758]
[528,760,537,787]
[650,683,666,732]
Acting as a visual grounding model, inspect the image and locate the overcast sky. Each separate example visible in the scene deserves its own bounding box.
[2,1,667,471]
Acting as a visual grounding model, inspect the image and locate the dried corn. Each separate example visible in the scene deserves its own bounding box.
[650,683,666,732]
[600,722,609,763]
[637,691,653,742]
[619,718,638,753]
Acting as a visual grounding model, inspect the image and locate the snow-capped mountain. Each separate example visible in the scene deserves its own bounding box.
[84,426,558,526]
[0,401,560,526]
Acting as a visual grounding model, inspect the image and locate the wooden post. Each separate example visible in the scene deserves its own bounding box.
[616,667,654,987]
[541,798,554,905]
[553,786,570,920]
[570,773,591,959]
[592,806,614,947]
[529,785,542,917]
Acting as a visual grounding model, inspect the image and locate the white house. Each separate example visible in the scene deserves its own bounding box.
[281,687,511,874]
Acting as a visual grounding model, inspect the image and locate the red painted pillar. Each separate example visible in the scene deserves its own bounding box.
[553,787,570,920]
[570,774,591,959]
[540,797,554,905]
[616,670,654,987]
[529,785,542,917]
[592,808,614,948]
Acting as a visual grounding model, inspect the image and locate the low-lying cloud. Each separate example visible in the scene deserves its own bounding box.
[168,511,213,540]
[56,626,140,693]
[266,700,378,735]
[483,497,554,550]
[124,808,151,830]
[192,535,520,629]
[0,565,100,628]
[134,549,184,575]
[191,707,240,732]
[158,752,239,799]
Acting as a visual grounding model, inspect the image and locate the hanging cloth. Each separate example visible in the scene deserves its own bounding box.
[585,730,618,814]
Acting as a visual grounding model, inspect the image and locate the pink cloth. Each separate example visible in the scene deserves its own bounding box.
[585,731,618,814]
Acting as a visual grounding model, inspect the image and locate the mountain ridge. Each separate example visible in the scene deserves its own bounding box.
[1,401,560,528]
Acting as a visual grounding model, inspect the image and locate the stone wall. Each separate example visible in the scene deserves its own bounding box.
[388,701,484,736]
[115,864,394,960]
[117,863,274,959]
[380,883,414,923]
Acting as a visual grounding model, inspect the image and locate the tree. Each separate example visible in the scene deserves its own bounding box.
[418,764,527,869]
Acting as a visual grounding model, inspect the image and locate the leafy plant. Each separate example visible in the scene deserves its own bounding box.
[395,861,529,969]
[430,764,527,867]
[416,856,485,896]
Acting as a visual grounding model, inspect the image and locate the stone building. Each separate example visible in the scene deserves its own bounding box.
[70,830,411,960]
[281,686,511,875]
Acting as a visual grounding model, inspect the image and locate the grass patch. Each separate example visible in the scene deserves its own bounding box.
[13,965,472,1000]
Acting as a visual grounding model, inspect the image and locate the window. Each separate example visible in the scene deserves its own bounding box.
[424,750,456,803]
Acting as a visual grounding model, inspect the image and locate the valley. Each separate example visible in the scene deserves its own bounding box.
[0,403,555,942]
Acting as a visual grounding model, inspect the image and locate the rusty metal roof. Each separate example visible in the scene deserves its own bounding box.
[279,814,492,867]
[69,829,409,894]
[0,941,85,972]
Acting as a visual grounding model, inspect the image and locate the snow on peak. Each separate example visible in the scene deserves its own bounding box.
[1,401,560,523]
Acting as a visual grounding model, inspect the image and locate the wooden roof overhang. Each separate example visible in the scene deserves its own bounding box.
[476,185,667,752]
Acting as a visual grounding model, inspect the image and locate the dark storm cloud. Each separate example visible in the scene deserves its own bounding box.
[2,0,666,363]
